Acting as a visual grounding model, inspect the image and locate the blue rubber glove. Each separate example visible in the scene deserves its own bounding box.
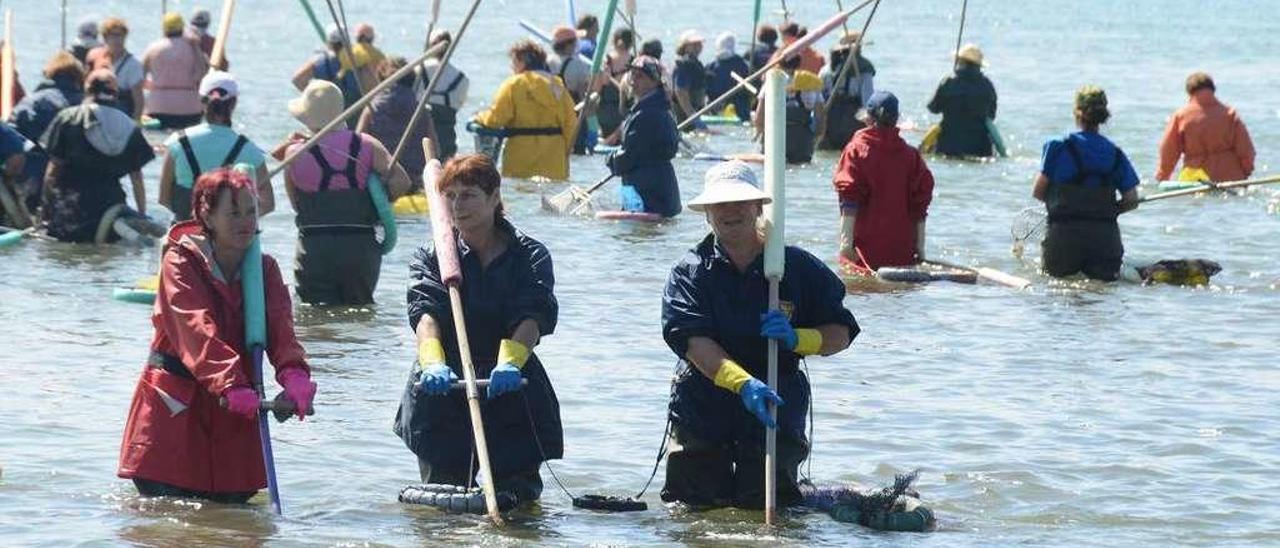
[487,363,524,399]
[417,363,458,396]
[740,378,784,429]
[620,184,645,212]
[760,309,798,351]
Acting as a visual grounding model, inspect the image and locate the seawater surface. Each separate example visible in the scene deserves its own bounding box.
[1,0,1278,545]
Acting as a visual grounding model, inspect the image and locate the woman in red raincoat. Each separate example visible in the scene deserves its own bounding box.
[117,168,317,503]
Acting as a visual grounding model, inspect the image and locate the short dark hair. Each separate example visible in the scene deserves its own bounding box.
[757,24,778,44]
[779,22,800,38]
[1185,72,1215,95]
[439,154,504,216]
[576,14,598,32]
[612,28,634,49]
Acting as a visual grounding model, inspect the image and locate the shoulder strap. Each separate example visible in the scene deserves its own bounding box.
[221,134,250,167]
[176,131,201,179]
[343,132,364,186]
[558,58,571,81]
[432,69,466,110]
[307,145,338,191]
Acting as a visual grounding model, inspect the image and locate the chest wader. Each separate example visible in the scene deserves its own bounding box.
[293,135,381,304]
[785,92,815,164]
[818,91,864,151]
[597,78,625,137]
[1042,140,1125,280]
[430,71,467,160]
[172,131,250,222]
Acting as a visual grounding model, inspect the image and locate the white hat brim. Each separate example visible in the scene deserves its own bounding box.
[687,182,772,212]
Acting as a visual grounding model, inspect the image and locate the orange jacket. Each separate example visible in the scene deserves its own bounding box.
[1156,92,1254,182]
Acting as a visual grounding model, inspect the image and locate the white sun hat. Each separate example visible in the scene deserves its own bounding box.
[687,160,772,212]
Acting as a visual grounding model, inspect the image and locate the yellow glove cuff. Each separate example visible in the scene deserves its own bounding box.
[794,328,823,356]
[498,339,530,369]
[712,359,753,394]
[417,338,445,367]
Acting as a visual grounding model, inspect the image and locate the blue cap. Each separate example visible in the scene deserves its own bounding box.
[865,90,898,121]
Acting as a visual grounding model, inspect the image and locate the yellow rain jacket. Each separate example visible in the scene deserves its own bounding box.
[475,71,577,180]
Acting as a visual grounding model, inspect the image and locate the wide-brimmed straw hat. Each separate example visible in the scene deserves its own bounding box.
[288,80,344,131]
[687,161,772,212]
[955,43,985,66]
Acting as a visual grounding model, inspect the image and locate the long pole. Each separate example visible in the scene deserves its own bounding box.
[269,41,449,178]
[1,9,12,121]
[761,68,788,526]
[565,0,620,155]
[421,139,505,525]
[389,0,483,171]
[61,0,67,49]
[676,1,870,130]
[816,0,881,141]
[748,0,762,67]
[423,0,442,51]
[952,0,968,71]
[208,0,237,70]
[298,0,328,44]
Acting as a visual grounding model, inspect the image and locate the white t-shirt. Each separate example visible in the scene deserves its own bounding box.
[417,59,469,111]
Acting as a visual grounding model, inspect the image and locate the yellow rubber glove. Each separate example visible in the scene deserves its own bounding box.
[497,339,530,370]
[712,359,753,394]
[794,328,823,357]
[417,338,445,368]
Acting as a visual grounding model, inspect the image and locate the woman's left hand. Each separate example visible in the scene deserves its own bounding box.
[278,367,317,420]
[487,363,523,399]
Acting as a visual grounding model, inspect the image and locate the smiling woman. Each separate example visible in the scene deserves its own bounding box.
[396,153,564,509]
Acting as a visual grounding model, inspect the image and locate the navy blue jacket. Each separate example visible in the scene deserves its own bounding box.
[662,235,860,443]
[395,218,563,475]
[926,64,997,157]
[607,89,681,217]
[11,77,83,184]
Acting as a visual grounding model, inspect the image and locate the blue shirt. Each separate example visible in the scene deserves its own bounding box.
[163,123,266,189]
[1040,131,1139,192]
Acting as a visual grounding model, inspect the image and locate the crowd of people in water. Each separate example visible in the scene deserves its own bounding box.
[0,7,1259,525]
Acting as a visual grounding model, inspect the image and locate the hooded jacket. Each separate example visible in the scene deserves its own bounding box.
[833,126,935,269]
[118,221,309,493]
[1156,93,1255,182]
[475,70,577,180]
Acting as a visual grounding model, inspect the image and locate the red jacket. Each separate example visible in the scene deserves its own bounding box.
[118,221,308,493]
[832,126,934,269]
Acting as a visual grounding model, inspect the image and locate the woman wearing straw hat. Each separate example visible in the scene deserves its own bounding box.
[396,154,563,506]
[817,31,876,151]
[272,80,410,305]
[473,40,577,181]
[660,161,859,509]
[672,30,708,128]
[926,43,997,158]
[1033,86,1140,281]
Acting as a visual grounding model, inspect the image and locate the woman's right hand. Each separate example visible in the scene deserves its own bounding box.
[416,363,458,396]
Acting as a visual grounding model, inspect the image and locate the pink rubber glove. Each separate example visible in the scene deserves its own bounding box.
[278,367,316,421]
[223,387,260,419]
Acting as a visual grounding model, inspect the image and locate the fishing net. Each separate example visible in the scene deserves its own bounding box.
[1010,206,1047,257]
[399,483,519,514]
[801,470,935,532]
